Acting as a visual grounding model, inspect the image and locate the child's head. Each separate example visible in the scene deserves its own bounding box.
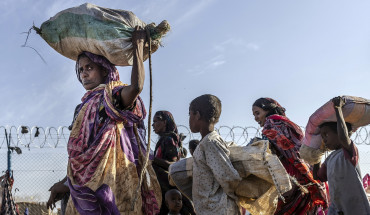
[188,139,200,156]
[319,122,352,150]
[165,189,182,214]
[189,94,222,132]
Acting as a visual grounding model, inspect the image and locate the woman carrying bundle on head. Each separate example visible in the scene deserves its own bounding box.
[47,27,162,215]
[152,111,196,215]
[252,98,328,214]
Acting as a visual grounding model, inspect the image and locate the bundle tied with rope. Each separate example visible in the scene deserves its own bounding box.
[131,27,155,210]
[32,3,170,66]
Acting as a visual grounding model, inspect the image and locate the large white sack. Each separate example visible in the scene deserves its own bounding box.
[35,3,170,66]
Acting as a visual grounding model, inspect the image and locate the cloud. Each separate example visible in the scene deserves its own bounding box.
[0,61,82,127]
[246,43,260,51]
[187,55,226,75]
[0,0,13,7]
[212,60,225,66]
[186,37,259,76]
[173,0,214,26]
[214,38,260,52]
[0,0,22,24]
[45,0,81,18]
[135,0,178,19]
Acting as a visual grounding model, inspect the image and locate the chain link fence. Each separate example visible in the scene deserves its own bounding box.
[0,126,70,214]
[1,125,370,213]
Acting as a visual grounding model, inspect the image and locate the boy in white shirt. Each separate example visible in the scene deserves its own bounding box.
[189,94,241,215]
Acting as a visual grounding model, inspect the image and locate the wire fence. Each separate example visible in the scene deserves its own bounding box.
[1,125,370,213]
[2,124,370,149]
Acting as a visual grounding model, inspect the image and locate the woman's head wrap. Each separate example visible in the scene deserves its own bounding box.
[253,97,286,117]
[154,111,178,135]
[75,51,119,83]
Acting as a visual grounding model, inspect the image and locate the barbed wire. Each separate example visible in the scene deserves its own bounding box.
[2,124,370,206]
[0,126,70,149]
[1,124,370,149]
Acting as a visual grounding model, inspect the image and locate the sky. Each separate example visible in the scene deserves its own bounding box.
[1,0,370,130]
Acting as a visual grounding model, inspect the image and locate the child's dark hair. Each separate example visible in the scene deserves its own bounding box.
[319,121,353,134]
[189,139,200,151]
[190,94,222,123]
[165,189,182,202]
[253,98,286,117]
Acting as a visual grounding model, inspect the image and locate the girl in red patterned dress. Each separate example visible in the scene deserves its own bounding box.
[252,98,328,215]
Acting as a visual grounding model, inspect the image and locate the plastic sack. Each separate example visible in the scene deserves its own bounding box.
[169,140,292,215]
[34,3,170,66]
[229,140,291,215]
[301,96,370,164]
[299,144,325,165]
[168,157,193,200]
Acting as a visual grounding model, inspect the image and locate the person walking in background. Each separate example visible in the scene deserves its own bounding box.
[252,97,328,214]
[313,97,370,214]
[190,94,241,215]
[152,111,195,215]
[188,139,199,156]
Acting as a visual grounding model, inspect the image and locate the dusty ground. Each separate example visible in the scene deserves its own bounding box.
[16,202,60,215]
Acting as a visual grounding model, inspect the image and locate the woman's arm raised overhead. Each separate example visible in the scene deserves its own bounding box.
[120,26,146,109]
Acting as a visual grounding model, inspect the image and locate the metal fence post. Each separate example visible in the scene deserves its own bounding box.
[5,128,12,178]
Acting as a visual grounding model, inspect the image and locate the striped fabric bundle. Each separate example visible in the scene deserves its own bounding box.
[35,3,170,66]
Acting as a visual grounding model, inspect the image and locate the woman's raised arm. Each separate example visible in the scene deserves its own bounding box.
[120,26,146,109]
